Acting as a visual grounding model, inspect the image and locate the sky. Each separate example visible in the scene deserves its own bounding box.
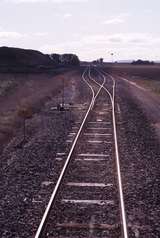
[0,0,160,61]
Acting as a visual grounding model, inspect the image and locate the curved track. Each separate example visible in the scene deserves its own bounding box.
[90,66,128,238]
[34,67,128,238]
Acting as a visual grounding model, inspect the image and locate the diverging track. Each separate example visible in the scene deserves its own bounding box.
[35,67,128,238]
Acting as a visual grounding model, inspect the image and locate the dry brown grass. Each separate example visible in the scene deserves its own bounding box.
[0,70,77,148]
[105,64,160,96]
[109,64,160,81]
[131,78,160,95]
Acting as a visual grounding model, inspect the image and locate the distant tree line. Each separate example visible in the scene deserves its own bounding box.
[92,58,103,64]
[131,59,154,65]
[0,46,80,73]
[50,53,80,66]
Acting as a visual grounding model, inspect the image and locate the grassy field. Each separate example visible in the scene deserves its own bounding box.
[0,72,64,147]
[107,63,160,96]
[108,63,160,78]
[133,78,160,95]
[0,77,18,96]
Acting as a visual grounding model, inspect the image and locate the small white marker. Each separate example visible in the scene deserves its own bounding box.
[88,122,111,124]
[66,140,73,143]
[57,153,66,156]
[41,181,53,186]
[55,157,63,161]
[87,128,110,130]
[87,140,102,143]
[94,111,106,115]
[66,182,113,187]
[87,140,112,144]
[78,153,109,157]
[84,133,112,136]
[32,198,43,203]
[72,126,78,129]
[61,199,114,206]
[75,158,106,162]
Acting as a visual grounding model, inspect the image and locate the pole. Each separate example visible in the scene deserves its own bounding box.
[62,78,64,108]
[23,118,26,142]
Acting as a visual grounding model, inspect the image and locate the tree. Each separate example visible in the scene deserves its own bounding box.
[50,53,61,64]
[131,59,155,65]
[99,58,103,64]
[60,54,80,66]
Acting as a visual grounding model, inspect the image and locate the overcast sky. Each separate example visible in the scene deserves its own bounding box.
[0,0,160,61]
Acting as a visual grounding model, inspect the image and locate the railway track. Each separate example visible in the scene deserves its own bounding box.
[34,67,128,238]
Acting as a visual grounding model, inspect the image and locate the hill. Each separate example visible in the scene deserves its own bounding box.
[0,46,54,72]
[0,47,80,73]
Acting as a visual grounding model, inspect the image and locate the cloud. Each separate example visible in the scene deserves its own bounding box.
[0,31,25,39]
[52,0,88,2]
[63,13,72,19]
[39,40,83,53]
[0,31,48,40]
[83,33,160,60]
[82,32,160,46]
[103,18,124,25]
[39,40,159,61]
[4,0,46,2]
[4,0,88,3]
[103,13,130,25]
[32,32,48,37]
[116,33,156,45]
[39,33,160,55]
[2,30,159,61]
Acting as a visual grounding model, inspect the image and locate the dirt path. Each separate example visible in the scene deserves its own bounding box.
[116,75,160,140]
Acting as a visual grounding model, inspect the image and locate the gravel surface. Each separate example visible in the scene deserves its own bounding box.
[43,82,121,238]
[0,69,91,238]
[1,66,160,238]
[116,78,160,237]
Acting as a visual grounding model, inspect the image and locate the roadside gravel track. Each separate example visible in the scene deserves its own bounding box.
[115,76,160,237]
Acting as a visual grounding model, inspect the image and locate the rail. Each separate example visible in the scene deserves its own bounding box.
[34,67,104,238]
[90,66,128,238]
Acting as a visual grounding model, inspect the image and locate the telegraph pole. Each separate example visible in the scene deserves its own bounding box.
[62,77,65,108]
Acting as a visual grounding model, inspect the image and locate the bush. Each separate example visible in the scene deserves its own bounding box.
[131,59,154,65]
